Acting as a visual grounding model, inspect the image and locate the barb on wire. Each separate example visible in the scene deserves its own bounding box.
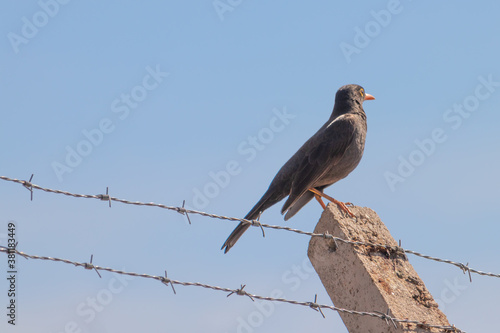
[98,187,111,207]
[6,241,18,255]
[398,239,408,261]
[227,284,254,301]
[83,254,102,278]
[162,270,176,294]
[374,309,398,329]
[0,246,466,333]
[309,294,325,318]
[1,175,499,280]
[459,262,472,283]
[251,216,266,238]
[22,174,34,201]
[179,200,191,225]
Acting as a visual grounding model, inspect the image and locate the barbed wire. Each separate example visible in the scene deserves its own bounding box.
[0,245,465,332]
[1,175,498,281]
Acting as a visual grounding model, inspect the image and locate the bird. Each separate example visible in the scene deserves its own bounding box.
[221,84,375,253]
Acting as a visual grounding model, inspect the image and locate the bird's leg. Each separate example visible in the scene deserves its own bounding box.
[313,194,327,209]
[308,188,355,217]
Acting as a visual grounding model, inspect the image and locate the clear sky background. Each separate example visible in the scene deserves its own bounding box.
[1,1,499,332]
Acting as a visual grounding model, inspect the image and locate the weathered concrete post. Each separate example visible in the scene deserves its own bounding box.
[308,204,450,333]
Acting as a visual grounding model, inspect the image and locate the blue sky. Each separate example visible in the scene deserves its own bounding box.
[1,1,499,332]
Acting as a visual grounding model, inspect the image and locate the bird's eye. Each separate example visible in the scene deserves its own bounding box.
[359,88,364,97]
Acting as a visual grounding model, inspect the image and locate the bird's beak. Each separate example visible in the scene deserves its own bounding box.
[364,93,375,101]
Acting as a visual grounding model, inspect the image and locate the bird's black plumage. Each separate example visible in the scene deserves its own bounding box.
[222,84,374,253]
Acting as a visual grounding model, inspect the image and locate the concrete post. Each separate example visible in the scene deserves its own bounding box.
[308,204,450,333]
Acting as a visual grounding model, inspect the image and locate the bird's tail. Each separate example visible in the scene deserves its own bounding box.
[221,222,251,253]
[221,194,275,253]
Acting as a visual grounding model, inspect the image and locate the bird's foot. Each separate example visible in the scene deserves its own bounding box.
[308,188,355,217]
[345,202,354,207]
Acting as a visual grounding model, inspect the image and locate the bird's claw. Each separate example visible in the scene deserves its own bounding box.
[309,188,355,217]
[338,202,355,217]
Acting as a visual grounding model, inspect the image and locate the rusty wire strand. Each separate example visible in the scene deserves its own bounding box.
[0,246,465,332]
[1,175,498,280]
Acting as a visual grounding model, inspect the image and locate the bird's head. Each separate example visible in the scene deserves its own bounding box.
[335,84,375,108]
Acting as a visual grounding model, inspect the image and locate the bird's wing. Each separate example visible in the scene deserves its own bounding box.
[281,114,358,215]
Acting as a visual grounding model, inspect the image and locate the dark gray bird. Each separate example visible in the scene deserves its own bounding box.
[222,84,374,253]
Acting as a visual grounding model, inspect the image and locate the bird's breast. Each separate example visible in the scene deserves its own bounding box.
[316,120,366,187]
